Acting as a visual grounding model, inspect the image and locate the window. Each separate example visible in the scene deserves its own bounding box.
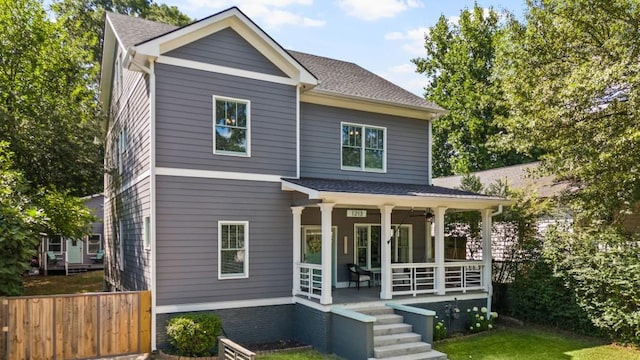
[117,128,127,173]
[218,221,249,279]
[48,235,63,253]
[118,220,125,271]
[341,123,386,171]
[86,234,102,254]
[143,216,151,250]
[391,225,412,263]
[354,224,412,268]
[213,97,250,156]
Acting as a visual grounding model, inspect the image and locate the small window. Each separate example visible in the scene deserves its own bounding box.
[86,234,102,254]
[143,216,151,250]
[118,220,125,271]
[118,128,127,173]
[213,96,250,156]
[48,235,63,253]
[218,221,249,279]
[341,123,386,172]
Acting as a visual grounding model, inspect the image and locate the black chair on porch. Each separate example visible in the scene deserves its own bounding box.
[346,263,372,290]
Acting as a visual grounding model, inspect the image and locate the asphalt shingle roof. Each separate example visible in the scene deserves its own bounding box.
[105,11,443,112]
[283,177,496,199]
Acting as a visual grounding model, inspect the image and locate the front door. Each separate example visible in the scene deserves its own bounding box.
[66,238,83,264]
[303,226,337,287]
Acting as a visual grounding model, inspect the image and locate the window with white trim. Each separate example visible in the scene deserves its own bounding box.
[354,224,412,268]
[213,96,250,156]
[341,123,386,171]
[48,235,63,253]
[218,221,248,279]
[86,234,102,254]
[143,216,151,250]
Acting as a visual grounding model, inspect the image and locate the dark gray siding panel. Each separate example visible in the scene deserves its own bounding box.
[155,176,294,306]
[300,103,430,184]
[165,28,287,77]
[155,63,296,176]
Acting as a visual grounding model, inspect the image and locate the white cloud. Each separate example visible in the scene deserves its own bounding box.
[384,26,428,56]
[169,0,324,28]
[336,0,422,21]
[389,63,415,74]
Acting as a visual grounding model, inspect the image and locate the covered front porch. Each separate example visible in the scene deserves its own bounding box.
[282,178,510,307]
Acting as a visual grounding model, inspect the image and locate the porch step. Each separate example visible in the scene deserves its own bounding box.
[374,314,404,325]
[374,332,421,347]
[369,350,448,360]
[374,342,431,358]
[354,306,395,316]
[374,323,412,336]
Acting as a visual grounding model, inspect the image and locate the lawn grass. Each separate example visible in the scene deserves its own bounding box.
[256,350,342,359]
[434,326,640,360]
[22,270,105,296]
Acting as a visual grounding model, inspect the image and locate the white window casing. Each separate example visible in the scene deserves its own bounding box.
[213,96,251,157]
[218,221,249,279]
[341,122,386,172]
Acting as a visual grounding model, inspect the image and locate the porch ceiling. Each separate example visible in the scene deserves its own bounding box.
[282,177,511,210]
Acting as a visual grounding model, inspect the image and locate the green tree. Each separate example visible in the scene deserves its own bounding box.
[413,5,533,177]
[0,0,103,195]
[496,0,640,224]
[0,142,46,296]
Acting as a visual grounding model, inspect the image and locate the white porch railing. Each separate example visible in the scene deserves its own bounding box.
[295,262,322,300]
[390,261,485,296]
[390,263,437,296]
[444,261,484,292]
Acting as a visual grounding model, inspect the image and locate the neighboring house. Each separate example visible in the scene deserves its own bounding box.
[39,193,105,274]
[100,7,510,357]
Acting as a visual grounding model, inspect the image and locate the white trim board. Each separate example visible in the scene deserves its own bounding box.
[156,167,282,182]
[156,297,294,314]
[157,56,298,86]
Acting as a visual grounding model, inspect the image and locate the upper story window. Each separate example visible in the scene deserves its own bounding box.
[213,96,250,156]
[341,123,386,172]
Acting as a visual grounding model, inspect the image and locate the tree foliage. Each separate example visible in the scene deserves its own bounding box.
[413,5,533,177]
[496,0,640,224]
[0,142,46,296]
[0,0,103,195]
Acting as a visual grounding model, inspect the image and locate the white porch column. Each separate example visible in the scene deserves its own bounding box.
[481,208,493,317]
[379,204,394,300]
[291,206,304,296]
[319,203,335,305]
[434,206,447,295]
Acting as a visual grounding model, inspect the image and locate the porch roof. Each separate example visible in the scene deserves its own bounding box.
[282,177,511,209]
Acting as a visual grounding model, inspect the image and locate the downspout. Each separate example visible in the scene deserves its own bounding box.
[129,51,158,351]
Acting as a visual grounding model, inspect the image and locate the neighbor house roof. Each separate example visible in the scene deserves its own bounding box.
[432,162,570,198]
[104,10,443,113]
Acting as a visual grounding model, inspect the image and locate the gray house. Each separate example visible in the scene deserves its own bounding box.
[100,7,508,358]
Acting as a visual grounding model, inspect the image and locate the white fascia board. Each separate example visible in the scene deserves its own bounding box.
[281,180,320,198]
[301,90,445,121]
[132,8,317,87]
[316,191,511,210]
[156,297,294,314]
[99,20,117,113]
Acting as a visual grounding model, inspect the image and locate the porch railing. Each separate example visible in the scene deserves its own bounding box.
[390,261,485,296]
[295,262,322,300]
[444,261,484,292]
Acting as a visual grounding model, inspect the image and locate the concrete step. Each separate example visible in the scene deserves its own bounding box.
[374,341,431,358]
[375,313,404,325]
[355,306,395,316]
[369,350,448,360]
[374,323,412,336]
[374,332,421,347]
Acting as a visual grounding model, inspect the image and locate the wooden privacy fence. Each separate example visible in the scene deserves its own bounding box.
[0,290,151,360]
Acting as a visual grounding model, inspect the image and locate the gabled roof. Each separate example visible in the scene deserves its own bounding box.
[101,7,444,117]
[432,162,570,198]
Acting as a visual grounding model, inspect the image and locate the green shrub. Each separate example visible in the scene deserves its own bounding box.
[466,307,497,333]
[166,312,222,357]
[434,318,447,341]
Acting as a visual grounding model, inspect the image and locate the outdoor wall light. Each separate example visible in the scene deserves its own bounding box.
[343,235,348,254]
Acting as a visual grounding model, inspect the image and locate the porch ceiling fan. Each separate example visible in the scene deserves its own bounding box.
[387,208,434,244]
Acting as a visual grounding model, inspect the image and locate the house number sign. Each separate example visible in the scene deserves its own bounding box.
[347,209,367,218]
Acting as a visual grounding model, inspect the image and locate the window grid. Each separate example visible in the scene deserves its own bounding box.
[86,234,101,254]
[218,221,249,279]
[213,96,250,156]
[341,122,386,172]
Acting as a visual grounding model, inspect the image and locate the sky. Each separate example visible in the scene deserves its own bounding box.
[161,0,528,96]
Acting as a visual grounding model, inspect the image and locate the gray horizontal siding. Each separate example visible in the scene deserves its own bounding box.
[165,27,286,77]
[155,176,294,306]
[155,63,296,176]
[300,103,430,184]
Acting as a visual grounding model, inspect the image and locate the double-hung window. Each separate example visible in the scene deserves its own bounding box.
[341,123,386,172]
[213,96,250,156]
[218,221,249,279]
[86,234,102,254]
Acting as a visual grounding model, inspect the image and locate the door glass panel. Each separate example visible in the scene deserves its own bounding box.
[303,228,322,264]
[371,226,381,268]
